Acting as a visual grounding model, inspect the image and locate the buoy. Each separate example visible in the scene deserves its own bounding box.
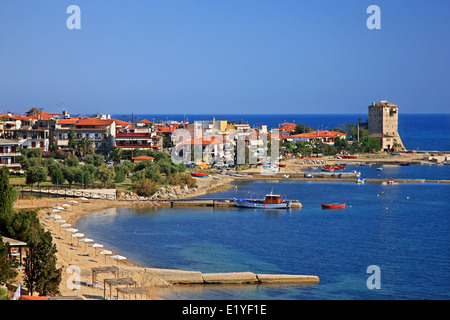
[377,194,379,197]
[406,197,410,199]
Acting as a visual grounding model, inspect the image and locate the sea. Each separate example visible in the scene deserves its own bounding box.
[76,113,449,300]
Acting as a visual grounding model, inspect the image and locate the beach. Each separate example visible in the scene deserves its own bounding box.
[13,174,235,300]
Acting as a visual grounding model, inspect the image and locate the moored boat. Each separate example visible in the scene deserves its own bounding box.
[235,193,291,209]
[321,203,346,209]
[386,178,394,184]
[356,177,365,183]
[190,172,208,178]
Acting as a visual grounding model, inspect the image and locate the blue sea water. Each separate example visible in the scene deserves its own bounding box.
[76,167,450,300]
[113,113,450,151]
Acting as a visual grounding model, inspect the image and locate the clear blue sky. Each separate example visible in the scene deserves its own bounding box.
[0,0,449,115]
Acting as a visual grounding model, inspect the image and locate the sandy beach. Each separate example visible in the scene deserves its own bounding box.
[12,174,235,300]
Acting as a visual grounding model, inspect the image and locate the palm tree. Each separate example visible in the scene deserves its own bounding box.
[76,137,94,157]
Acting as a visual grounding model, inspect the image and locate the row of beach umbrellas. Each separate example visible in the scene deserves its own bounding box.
[48,199,127,265]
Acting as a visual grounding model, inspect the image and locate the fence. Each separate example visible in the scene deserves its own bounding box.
[14,185,117,201]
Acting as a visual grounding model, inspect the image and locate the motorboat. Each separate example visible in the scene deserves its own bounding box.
[235,193,291,209]
[386,178,394,184]
[356,177,365,183]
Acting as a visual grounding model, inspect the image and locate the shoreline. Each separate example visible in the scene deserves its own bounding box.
[14,174,236,300]
[16,153,447,299]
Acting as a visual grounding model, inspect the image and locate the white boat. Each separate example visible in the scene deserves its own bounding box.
[356,177,365,183]
[282,174,289,178]
[262,165,279,173]
[235,193,291,209]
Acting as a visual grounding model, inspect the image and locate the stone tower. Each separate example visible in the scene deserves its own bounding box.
[368,100,405,151]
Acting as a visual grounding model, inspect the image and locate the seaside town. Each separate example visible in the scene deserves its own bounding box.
[0,101,449,300]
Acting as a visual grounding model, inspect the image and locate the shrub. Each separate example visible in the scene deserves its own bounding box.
[132,178,158,197]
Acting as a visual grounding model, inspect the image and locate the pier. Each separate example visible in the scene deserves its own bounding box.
[131,267,319,285]
[162,198,303,209]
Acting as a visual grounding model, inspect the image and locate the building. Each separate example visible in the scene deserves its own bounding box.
[114,128,163,152]
[55,117,116,153]
[290,130,347,145]
[0,138,22,171]
[367,101,405,151]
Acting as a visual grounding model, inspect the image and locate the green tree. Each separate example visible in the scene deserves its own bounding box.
[0,236,19,285]
[0,167,14,229]
[64,155,79,167]
[294,124,313,134]
[25,107,42,116]
[22,218,61,296]
[50,167,66,185]
[95,164,116,186]
[132,178,158,197]
[61,166,77,186]
[111,147,123,163]
[68,127,76,150]
[26,166,47,186]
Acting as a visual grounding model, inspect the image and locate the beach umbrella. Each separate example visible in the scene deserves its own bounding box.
[54,219,65,223]
[89,243,104,258]
[65,228,78,241]
[71,232,85,247]
[53,206,65,210]
[51,209,61,213]
[68,200,78,204]
[79,197,89,201]
[99,250,112,264]
[52,214,62,220]
[61,223,71,228]
[79,238,94,250]
[110,255,126,266]
[62,204,70,207]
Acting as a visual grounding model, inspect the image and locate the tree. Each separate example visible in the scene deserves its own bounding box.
[68,127,76,150]
[0,167,14,228]
[76,137,94,157]
[26,166,47,186]
[294,124,313,134]
[25,107,43,116]
[111,147,123,163]
[64,155,79,167]
[95,164,116,186]
[50,167,66,185]
[62,166,77,186]
[22,218,61,296]
[0,236,19,285]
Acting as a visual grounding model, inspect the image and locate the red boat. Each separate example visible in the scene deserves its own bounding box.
[342,154,358,159]
[277,163,286,167]
[321,203,346,209]
[190,172,208,178]
[322,165,335,171]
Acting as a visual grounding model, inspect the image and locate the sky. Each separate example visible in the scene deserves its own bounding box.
[0,0,449,115]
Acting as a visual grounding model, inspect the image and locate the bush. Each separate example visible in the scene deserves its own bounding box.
[132,178,158,197]
[165,172,197,189]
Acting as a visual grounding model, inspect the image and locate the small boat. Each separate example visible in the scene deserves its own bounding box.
[399,162,411,166]
[386,178,394,184]
[306,174,313,178]
[342,154,358,159]
[321,203,346,209]
[356,177,365,183]
[377,167,383,171]
[235,193,291,209]
[276,163,286,167]
[321,165,335,172]
[190,172,208,178]
[281,174,289,178]
[262,165,279,172]
[360,162,372,166]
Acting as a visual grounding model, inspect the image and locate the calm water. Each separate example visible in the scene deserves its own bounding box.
[113,113,450,151]
[77,167,450,300]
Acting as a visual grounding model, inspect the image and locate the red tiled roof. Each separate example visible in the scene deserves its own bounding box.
[290,130,346,138]
[74,118,115,126]
[138,119,152,124]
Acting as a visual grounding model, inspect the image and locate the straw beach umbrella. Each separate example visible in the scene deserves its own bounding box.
[90,243,104,258]
[79,238,94,251]
[72,232,84,247]
[99,250,112,264]
[110,255,126,266]
[65,228,78,241]
[68,200,78,204]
